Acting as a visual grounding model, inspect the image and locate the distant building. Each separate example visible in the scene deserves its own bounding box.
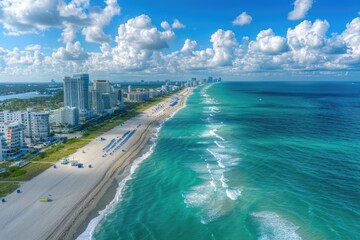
[51,107,80,127]
[63,74,90,119]
[0,110,26,123]
[128,91,146,102]
[94,80,111,94]
[0,141,2,161]
[102,93,111,110]
[128,85,131,93]
[117,89,124,105]
[0,109,51,143]
[0,121,25,159]
[110,91,118,108]
[90,90,104,116]
[29,112,50,143]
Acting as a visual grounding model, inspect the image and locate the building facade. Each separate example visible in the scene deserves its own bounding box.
[63,74,90,119]
[0,121,25,159]
[30,112,50,143]
[51,107,80,127]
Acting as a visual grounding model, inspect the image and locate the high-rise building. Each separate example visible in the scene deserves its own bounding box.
[63,74,90,111]
[102,93,111,110]
[0,121,25,159]
[94,80,111,94]
[90,90,104,116]
[30,112,50,143]
[128,85,131,93]
[0,141,2,161]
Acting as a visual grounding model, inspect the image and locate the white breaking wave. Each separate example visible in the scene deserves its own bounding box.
[214,140,225,149]
[251,211,302,240]
[220,174,229,188]
[225,188,242,200]
[209,129,225,141]
[76,98,190,240]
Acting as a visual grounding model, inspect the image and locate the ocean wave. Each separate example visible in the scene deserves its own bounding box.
[207,106,220,113]
[214,140,225,149]
[76,104,182,239]
[220,174,229,188]
[225,188,242,200]
[183,183,235,224]
[251,211,302,240]
[209,129,225,141]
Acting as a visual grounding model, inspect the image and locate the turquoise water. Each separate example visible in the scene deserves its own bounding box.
[92,82,360,240]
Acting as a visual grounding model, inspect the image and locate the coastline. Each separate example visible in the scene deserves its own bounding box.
[74,90,192,239]
[0,88,192,240]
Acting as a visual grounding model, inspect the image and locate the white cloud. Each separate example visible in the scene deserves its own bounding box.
[250,29,288,54]
[161,21,171,30]
[287,19,330,50]
[210,29,238,66]
[181,39,197,53]
[116,15,175,51]
[172,19,186,29]
[233,12,252,26]
[288,0,313,20]
[53,42,89,61]
[81,0,120,43]
[341,17,360,55]
[1,15,360,80]
[0,0,120,44]
[99,15,176,71]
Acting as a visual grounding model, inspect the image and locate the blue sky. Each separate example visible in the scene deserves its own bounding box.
[0,0,359,82]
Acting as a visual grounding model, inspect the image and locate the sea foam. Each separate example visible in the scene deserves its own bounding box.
[76,99,189,240]
[251,211,302,240]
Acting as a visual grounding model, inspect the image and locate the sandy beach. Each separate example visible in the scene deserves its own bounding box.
[0,88,192,240]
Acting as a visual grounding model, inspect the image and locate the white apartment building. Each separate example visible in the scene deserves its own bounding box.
[0,121,25,159]
[51,107,80,127]
[30,112,50,143]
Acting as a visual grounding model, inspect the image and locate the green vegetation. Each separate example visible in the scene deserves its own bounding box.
[0,88,183,197]
[0,163,53,182]
[0,182,20,198]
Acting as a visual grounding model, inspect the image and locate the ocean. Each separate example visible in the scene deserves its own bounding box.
[81,82,360,240]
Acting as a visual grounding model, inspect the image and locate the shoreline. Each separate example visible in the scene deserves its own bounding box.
[74,133,155,239]
[74,91,191,239]
[51,89,192,240]
[0,87,193,240]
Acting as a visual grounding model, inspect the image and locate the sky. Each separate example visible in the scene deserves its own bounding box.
[0,0,359,82]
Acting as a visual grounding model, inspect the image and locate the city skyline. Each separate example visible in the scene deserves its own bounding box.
[0,0,359,82]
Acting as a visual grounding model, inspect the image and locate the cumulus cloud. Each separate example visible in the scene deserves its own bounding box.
[250,29,288,54]
[53,42,89,61]
[287,19,329,50]
[210,29,238,66]
[233,12,252,26]
[0,0,120,43]
[161,21,171,30]
[116,15,175,51]
[1,15,360,79]
[341,17,360,55]
[288,0,313,20]
[82,0,120,43]
[172,19,186,29]
[104,15,176,71]
[181,39,197,53]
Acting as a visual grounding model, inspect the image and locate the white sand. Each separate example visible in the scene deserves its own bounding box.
[0,88,191,240]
